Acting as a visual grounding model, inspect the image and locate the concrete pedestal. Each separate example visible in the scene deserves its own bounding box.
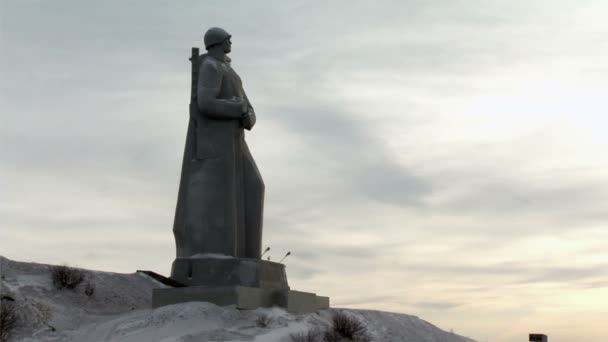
[170,256,289,289]
[155,256,329,313]
[152,285,330,313]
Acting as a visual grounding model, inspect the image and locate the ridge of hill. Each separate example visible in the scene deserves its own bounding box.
[0,256,477,342]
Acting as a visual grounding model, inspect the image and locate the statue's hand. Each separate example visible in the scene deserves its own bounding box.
[231,97,248,113]
[241,110,256,130]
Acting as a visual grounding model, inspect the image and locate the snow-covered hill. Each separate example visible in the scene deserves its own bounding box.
[0,256,477,342]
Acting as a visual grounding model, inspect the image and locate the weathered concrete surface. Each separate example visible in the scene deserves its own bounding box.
[152,285,330,313]
[170,256,289,289]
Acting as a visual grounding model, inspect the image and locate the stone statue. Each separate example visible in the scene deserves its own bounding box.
[155,28,329,311]
[172,27,265,266]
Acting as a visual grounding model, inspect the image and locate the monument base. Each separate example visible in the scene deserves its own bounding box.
[170,256,290,289]
[152,285,330,313]
[161,256,329,312]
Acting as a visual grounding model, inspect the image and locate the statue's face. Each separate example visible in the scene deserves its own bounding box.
[222,38,232,54]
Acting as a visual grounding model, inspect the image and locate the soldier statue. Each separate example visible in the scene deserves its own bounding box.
[156,28,328,312]
[172,27,265,266]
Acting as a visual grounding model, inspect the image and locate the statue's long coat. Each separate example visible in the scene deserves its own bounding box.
[173,54,264,259]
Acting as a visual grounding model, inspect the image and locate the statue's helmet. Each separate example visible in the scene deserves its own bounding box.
[204,27,231,50]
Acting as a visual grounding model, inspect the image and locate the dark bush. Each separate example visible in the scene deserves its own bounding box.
[255,313,273,328]
[0,300,19,342]
[324,311,370,342]
[84,282,95,297]
[290,327,321,342]
[322,329,342,342]
[50,265,84,290]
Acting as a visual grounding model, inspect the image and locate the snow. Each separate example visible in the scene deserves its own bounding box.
[188,253,236,259]
[0,256,477,342]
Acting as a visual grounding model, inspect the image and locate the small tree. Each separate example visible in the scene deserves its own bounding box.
[255,313,273,328]
[0,299,19,342]
[289,327,321,342]
[324,311,370,342]
[50,265,84,290]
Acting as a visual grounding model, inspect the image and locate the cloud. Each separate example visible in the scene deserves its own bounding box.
[337,294,404,307]
[430,171,608,229]
[520,265,608,285]
[389,260,608,289]
[272,101,431,207]
[414,301,463,311]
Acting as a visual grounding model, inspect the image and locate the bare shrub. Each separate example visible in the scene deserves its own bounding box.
[290,327,322,342]
[322,329,342,342]
[255,313,273,328]
[84,282,95,297]
[324,311,370,342]
[50,265,84,290]
[0,300,19,342]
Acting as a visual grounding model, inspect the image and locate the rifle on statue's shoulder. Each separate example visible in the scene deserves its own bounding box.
[189,47,210,124]
[189,47,200,106]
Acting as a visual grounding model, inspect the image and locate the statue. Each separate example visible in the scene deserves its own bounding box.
[154,28,329,312]
[172,27,265,265]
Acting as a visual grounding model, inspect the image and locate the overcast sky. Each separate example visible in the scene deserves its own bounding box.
[1,1,607,341]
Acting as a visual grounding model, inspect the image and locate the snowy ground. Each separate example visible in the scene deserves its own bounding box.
[0,256,477,342]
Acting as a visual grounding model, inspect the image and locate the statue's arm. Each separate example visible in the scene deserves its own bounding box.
[197,61,245,120]
[241,90,256,130]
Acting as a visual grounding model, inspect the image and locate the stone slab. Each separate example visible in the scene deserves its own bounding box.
[316,296,330,310]
[137,270,185,287]
[285,290,317,313]
[152,285,329,313]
